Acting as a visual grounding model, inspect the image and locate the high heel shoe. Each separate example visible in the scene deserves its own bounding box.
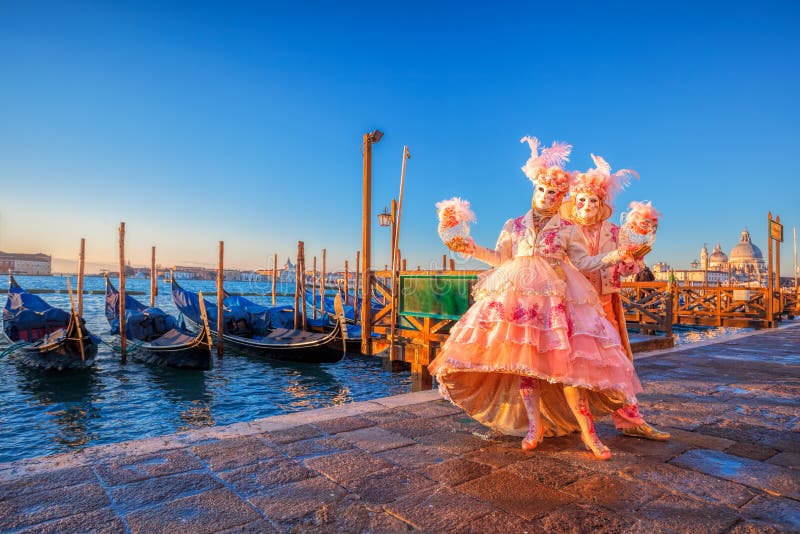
[521,424,545,451]
[581,432,611,460]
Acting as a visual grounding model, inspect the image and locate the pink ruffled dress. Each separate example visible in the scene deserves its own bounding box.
[428,210,643,437]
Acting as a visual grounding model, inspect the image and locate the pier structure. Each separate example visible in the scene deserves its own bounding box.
[1,323,797,532]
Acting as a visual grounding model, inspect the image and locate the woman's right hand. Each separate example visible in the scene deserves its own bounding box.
[449,236,476,256]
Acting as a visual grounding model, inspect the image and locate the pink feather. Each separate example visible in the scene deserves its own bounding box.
[435,197,477,224]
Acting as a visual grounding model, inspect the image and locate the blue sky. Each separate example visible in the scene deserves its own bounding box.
[1,1,798,275]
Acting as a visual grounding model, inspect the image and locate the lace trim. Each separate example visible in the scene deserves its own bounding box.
[449,325,620,348]
[435,366,640,406]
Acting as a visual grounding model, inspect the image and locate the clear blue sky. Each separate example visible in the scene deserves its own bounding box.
[1,1,798,275]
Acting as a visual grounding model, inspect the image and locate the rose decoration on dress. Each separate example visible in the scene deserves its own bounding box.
[436,197,476,253]
[619,201,662,251]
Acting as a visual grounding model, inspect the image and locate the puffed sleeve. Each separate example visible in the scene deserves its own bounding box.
[469,218,514,268]
[566,225,623,272]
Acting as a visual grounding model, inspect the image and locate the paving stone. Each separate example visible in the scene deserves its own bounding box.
[634,493,740,533]
[0,482,110,531]
[218,519,281,533]
[398,400,463,419]
[109,472,222,512]
[537,503,638,533]
[456,468,572,520]
[95,449,204,486]
[670,448,800,499]
[505,456,591,489]
[380,415,454,439]
[249,477,348,522]
[727,519,785,534]
[362,408,417,425]
[261,424,323,445]
[14,507,124,534]
[698,420,800,453]
[724,441,779,461]
[423,458,492,486]
[191,436,280,471]
[664,427,736,450]
[284,501,414,533]
[276,435,354,458]
[343,466,436,504]
[464,443,537,469]
[436,413,498,436]
[126,487,259,534]
[449,509,536,534]
[336,426,416,453]
[560,473,663,511]
[602,432,691,462]
[312,415,375,434]
[621,461,756,507]
[739,494,800,531]
[0,466,96,499]
[415,430,487,455]
[376,444,454,470]
[766,451,800,470]
[385,486,497,531]
[304,449,393,484]
[216,458,314,497]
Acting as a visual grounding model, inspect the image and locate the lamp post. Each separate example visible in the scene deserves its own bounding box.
[361,130,383,355]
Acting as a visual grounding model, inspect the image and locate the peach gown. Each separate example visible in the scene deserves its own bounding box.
[428,210,643,437]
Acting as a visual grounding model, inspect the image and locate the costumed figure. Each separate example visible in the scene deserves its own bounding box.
[561,157,670,441]
[429,136,645,460]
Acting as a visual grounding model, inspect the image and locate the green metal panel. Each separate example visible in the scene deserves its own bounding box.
[399,274,478,320]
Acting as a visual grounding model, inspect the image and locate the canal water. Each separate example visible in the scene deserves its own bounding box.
[0,275,410,463]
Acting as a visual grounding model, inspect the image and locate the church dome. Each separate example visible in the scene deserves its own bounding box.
[729,229,763,261]
[709,243,728,263]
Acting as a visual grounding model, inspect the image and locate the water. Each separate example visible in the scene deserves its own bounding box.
[0,275,410,464]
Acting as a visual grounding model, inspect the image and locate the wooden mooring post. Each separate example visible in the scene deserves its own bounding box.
[361,131,382,355]
[344,260,349,307]
[217,241,224,358]
[300,241,307,331]
[77,238,85,316]
[321,248,327,317]
[312,256,317,319]
[150,246,157,307]
[354,251,360,321]
[118,223,127,363]
[272,253,277,306]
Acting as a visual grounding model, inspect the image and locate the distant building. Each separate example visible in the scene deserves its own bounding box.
[0,251,51,275]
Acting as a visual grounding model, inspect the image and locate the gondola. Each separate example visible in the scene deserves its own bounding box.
[105,275,213,370]
[2,275,97,370]
[171,278,346,364]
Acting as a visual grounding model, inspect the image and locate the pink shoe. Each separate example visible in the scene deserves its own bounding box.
[521,425,545,451]
[581,432,611,460]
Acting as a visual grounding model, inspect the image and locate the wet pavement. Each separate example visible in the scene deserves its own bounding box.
[0,324,798,533]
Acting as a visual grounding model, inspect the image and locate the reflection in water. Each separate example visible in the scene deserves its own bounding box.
[17,367,100,449]
[178,401,215,430]
[145,366,210,403]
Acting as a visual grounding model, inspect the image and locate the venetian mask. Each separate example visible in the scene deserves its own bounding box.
[532,184,561,211]
[573,192,601,222]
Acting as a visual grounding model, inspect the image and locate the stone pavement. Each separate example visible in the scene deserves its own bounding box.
[1,324,798,533]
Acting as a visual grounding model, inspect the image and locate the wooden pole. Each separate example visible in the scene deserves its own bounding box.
[321,248,327,316]
[442,254,447,270]
[294,241,301,329]
[402,258,407,271]
[354,251,360,322]
[217,241,224,358]
[361,133,375,355]
[776,215,782,317]
[272,253,277,306]
[118,223,127,363]
[344,260,349,307]
[77,238,85,316]
[767,212,773,326]
[300,241,307,330]
[150,246,157,307]
[449,258,455,271]
[389,146,410,363]
[312,256,317,319]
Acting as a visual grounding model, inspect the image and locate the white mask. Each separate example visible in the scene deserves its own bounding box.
[574,192,601,222]
[532,184,560,211]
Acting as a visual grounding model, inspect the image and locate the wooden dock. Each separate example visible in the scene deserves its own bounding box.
[1,323,797,532]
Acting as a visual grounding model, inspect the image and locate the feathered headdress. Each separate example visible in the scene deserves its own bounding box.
[520,136,573,193]
[621,201,662,229]
[572,154,639,201]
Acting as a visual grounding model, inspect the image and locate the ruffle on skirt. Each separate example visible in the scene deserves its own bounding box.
[428,256,643,437]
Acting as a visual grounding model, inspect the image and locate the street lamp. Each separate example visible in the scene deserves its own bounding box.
[377,206,392,227]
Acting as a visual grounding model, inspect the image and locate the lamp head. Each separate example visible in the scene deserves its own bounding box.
[368,130,384,144]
